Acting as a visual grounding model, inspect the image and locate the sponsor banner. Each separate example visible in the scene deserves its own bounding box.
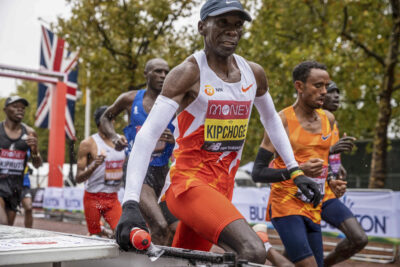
[232,187,270,224]
[232,187,400,238]
[63,187,84,212]
[43,187,65,210]
[320,191,399,238]
[42,187,124,212]
[32,188,45,208]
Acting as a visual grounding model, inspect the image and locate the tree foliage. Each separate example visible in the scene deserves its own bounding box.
[238,0,400,188]
[54,0,201,144]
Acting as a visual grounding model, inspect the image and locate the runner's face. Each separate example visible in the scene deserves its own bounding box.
[323,88,340,112]
[146,61,169,92]
[200,12,245,57]
[4,102,26,123]
[301,69,330,109]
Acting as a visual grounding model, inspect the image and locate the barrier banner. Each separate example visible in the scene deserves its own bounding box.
[232,187,270,223]
[63,187,84,212]
[43,187,65,210]
[31,188,45,208]
[232,187,400,239]
[43,187,120,212]
[320,191,400,238]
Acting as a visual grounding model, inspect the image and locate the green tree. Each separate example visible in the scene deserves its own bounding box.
[239,0,400,189]
[339,0,400,188]
[55,0,200,145]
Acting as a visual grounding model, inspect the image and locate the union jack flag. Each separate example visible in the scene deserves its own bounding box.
[35,26,79,140]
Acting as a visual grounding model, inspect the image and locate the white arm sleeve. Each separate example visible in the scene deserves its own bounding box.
[122,95,179,203]
[254,91,298,170]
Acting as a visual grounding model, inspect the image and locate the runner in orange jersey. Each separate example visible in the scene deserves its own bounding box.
[254,61,336,267]
[320,81,367,266]
[115,1,321,264]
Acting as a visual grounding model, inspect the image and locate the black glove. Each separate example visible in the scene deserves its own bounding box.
[116,200,148,251]
[290,167,322,208]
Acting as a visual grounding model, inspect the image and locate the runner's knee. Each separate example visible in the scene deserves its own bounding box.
[23,201,32,211]
[343,218,368,250]
[352,232,368,250]
[152,220,169,235]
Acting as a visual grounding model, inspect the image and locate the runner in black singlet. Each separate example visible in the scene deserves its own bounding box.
[0,96,42,226]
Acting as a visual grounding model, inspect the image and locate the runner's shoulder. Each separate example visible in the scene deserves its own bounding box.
[247,61,268,95]
[163,56,200,97]
[21,123,36,136]
[170,56,200,81]
[247,61,264,74]
[79,136,96,153]
[322,109,335,126]
[117,90,138,106]
[277,110,288,129]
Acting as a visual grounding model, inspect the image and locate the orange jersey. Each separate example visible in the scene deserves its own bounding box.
[323,122,340,202]
[167,51,258,200]
[267,106,332,224]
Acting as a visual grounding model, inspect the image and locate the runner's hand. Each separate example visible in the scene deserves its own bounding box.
[92,155,105,168]
[330,133,356,154]
[291,167,322,208]
[159,129,174,144]
[112,135,128,151]
[25,133,38,153]
[329,179,347,198]
[299,158,324,178]
[338,165,347,180]
[116,200,148,251]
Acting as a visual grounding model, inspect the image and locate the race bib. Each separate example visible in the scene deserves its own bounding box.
[328,153,341,175]
[296,165,328,203]
[104,159,124,186]
[203,100,251,152]
[0,149,26,177]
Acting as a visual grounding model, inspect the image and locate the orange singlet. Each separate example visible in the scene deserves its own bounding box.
[266,106,332,224]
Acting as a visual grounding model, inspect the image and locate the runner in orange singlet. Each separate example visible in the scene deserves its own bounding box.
[320,81,368,266]
[256,61,334,267]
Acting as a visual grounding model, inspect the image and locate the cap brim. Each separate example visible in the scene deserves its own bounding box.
[327,86,339,92]
[7,98,29,107]
[208,7,252,21]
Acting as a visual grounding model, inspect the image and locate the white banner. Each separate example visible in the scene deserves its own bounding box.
[232,187,400,239]
[320,191,400,238]
[63,187,84,212]
[43,187,65,210]
[232,187,270,223]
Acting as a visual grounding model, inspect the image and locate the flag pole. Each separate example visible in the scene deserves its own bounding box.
[48,81,67,187]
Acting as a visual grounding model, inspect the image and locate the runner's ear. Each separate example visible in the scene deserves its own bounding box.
[198,20,206,36]
[294,80,304,94]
